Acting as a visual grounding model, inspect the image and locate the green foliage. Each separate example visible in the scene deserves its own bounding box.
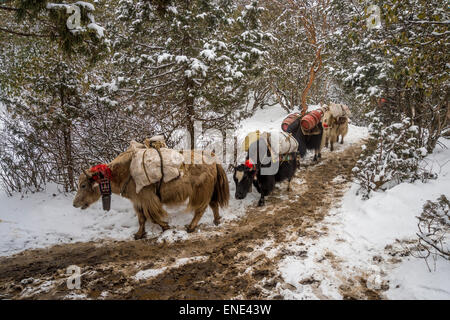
[112,0,268,141]
[1,0,108,56]
[353,111,433,199]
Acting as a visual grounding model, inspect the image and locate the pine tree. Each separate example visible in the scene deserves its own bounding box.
[330,0,448,142]
[0,0,107,55]
[110,0,268,147]
[1,42,91,192]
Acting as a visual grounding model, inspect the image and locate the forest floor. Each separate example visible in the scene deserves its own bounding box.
[0,141,390,300]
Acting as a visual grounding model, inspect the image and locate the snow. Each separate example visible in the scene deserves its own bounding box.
[0,104,298,256]
[175,55,188,63]
[1,103,448,300]
[166,6,178,15]
[386,257,450,299]
[200,49,216,61]
[0,185,136,256]
[157,53,172,64]
[368,86,379,96]
[277,137,450,300]
[87,22,105,38]
[134,256,208,281]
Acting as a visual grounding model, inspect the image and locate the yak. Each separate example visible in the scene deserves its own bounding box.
[322,110,349,151]
[233,138,297,206]
[284,117,323,162]
[73,149,229,239]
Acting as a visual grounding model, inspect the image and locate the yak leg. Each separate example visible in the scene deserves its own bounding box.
[325,136,329,148]
[340,135,344,144]
[150,210,170,232]
[145,193,170,232]
[287,179,292,191]
[313,149,320,162]
[209,201,221,226]
[187,206,208,233]
[134,206,147,240]
[258,194,265,207]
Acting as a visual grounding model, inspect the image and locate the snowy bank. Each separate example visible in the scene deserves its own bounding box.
[277,138,450,300]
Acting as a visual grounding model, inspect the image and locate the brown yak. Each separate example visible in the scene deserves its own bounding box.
[73,149,230,239]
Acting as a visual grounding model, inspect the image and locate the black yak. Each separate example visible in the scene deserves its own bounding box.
[233,138,297,206]
[284,117,323,161]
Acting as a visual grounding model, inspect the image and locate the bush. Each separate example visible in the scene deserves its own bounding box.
[352,111,434,199]
[408,195,450,270]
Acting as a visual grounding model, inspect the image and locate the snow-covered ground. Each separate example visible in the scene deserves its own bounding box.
[0,172,257,256]
[1,104,448,300]
[277,137,450,300]
[0,104,366,257]
[0,105,302,256]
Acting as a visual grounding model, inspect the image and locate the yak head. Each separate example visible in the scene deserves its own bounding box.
[322,111,334,130]
[73,170,101,209]
[233,160,256,200]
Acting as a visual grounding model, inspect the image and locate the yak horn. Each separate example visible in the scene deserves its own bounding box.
[83,168,92,178]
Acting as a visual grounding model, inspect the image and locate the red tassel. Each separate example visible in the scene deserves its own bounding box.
[245,159,254,169]
[90,164,112,181]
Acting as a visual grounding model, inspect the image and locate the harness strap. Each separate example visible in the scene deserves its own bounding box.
[256,137,260,169]
[142,149,151,184]
[265,132,276,163]
[120,175,132,197]
[153,146,164,199]
[287,132,291,152]
[141,146,164,200]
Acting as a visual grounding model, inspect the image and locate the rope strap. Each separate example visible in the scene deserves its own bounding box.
[141,145,164,199]
[142,148,151,184]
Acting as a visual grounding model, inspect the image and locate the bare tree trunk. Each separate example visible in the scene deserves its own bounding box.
[63,126,75,191]
[288,0,327,115]
[301,46,322,114]
[184,78,196,150]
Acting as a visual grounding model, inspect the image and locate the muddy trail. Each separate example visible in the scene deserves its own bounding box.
[0,142,382,300]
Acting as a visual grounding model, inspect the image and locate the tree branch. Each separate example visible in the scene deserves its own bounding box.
[0,27,51,38]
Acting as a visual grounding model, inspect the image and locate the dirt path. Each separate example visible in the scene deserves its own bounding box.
[0,142,382,300]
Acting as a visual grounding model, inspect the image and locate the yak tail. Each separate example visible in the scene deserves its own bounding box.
[212,163,230,208]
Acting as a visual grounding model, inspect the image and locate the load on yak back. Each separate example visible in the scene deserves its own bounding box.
[322,103,351,152]
[281,107,325,162]
[279,103,351,160]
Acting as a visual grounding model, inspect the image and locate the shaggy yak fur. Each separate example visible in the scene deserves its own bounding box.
[285,117,323,161]
[233,138,297,206]
[322,110,349,151]
[73,149,230,239]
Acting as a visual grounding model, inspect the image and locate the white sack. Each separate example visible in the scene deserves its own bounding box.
[270,131,299,155]
[129,141,184,194]
[328,103,351,118]
[243,131,299,156]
